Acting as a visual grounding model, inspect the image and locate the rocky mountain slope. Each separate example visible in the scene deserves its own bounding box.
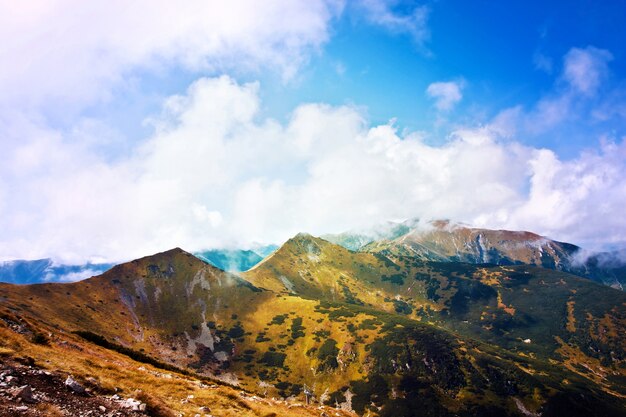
[326,220,625,290]
[0,241,625,416]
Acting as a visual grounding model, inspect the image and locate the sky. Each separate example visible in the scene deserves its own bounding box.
[1,0,626,263]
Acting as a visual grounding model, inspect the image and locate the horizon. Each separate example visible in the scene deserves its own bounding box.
[2,1,626,264]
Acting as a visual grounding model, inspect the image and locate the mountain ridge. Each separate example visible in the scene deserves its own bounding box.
[1,241,625,416]
[323,220,625,290]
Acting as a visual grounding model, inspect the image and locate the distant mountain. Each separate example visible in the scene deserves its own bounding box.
[0,258,113,284]
[0,244,279,283]
[363,220,577,263]
[341,220,626,290]
[1,241,625,416]
[568,249,626,290]
[322,219,417,251]
[194,245,278,272]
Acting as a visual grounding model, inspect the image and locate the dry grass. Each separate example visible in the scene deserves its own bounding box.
[566,300,576,332]
[0,318,355,417]
[497,291,516,316]
[34,403,64,417]
[134,390,177,417]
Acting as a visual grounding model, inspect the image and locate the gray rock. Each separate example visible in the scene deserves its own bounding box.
[65,375,86,394]
[10,385,36,403]
[119,397,146,411]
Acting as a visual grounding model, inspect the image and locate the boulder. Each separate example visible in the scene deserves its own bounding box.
[64,376,86,394]
[10,385,36,403]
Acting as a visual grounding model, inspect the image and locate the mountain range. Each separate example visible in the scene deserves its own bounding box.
[0,246,279,284]
[325,220,626,290]
[2,221,624,292]
[0,226,625,416]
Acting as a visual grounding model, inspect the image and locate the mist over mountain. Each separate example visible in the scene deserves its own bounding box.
[194,245,278,272]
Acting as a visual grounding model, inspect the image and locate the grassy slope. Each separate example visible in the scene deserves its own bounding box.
[245,235,626,405]
[1,242,625,416]
[0,311,354,417]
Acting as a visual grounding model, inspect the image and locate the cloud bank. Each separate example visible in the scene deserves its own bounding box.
[1,3,625,264]
[0,0,344,111]
[2,75,625,263]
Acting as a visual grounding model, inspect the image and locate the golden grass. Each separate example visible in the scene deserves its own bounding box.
[497,291,516,316]
[554,336,626,399]
[566,300,576,333]
[474,268,502,286]
[0,319,356,417]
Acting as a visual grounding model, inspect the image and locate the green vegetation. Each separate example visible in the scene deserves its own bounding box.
[290,317,305,339]
[391,299,412,315]
[259,351,286,368]
[316,338,339,372]
[381,273,405,285]
[269,314,288,325]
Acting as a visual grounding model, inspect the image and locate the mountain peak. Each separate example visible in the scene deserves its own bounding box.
[282,232,339,252]
[293,231,315,240]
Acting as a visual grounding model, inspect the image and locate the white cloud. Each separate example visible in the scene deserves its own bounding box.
[359,0,430,47]
[0,0,344,111]
[2,76,625,263]
[493,46,617,136]
[426,81,464,111]
[502,140,626,248]
[563,46,612,96]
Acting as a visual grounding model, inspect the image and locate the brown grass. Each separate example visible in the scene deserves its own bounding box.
[0,320,356,417]
[134,390,177,417]
[34,404,64,417]
[566,300,576,332]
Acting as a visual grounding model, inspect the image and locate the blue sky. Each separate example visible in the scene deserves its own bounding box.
[80,0,626,156]
[1,1,626,262]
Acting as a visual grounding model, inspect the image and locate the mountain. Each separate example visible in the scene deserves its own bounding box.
[567,249,626,290]
[361,220,577,264]
[0,244,279,284]
[322,219,416,251]
[245,234,626,357]
[2,239,624,416]
[0,258,114,284]
[355,220,625,290]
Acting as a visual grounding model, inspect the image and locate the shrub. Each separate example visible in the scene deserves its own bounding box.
[259,351,286,368]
